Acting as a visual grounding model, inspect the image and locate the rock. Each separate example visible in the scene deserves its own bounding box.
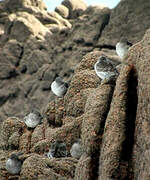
[98,65,133,179]
[55,5,69,18]
[72,6,110,45]
[125,28,150,180]
[48,11,72,29]
[74,153,93,180]
[3,39,23,66]
[97,0,150,46]
[0,117,24,150]
[4,0,47,12]
[82,84,114,156]
[62,0,87,19]
[0,63,17,79]
[5,12,51,42]
[20,154,77,179]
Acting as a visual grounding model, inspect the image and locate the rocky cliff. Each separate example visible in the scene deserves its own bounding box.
[0,0,150,179]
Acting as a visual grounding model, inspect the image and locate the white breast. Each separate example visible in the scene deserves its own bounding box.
[94,65,115,80]
[6,159,21,174]
[51,81,67,97]
[24,113,40,128]
[70,143,83,159]
[116,42,128,59]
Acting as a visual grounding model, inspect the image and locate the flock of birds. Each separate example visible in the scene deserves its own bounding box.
[5,37,132,175]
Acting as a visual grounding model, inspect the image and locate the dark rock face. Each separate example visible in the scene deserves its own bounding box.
[0,0,150,179]
[98,0,150,46]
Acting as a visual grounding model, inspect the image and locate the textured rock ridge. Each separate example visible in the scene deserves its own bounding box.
[0,0,150,121]
[97,0,150,46]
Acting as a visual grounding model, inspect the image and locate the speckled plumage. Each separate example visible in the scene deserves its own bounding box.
[116,37,132,59]
[6,154,22,175]
[51,77,68,97]
[24,110,42,128]
[94,56,118,81]
[70,139,83,159]
[47,140,68,158]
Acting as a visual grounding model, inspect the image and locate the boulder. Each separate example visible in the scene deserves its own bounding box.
[55,4,69,18]
[62,0,87,18]
[125,28,150,180]
[4,0,47,12]
[97,0,150,46]
[72,6,110,46]
[5,12,51,42]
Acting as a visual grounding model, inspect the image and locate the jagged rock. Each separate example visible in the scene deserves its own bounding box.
[82,84,114,156]
[55,4,69,18]
[72,6,110,45]
[4,0,47,12]
[0,63,17,79]
[48,11,72,29]
[125,28,150,180]
[0,117,24,150]
[62,0,87,19]
[5,12,51,42]
[98,0,150,46]
[98,64,133,179]
[3,39,23,66]
[74,153,92,180]
[0,1,115,121]
[20,154,77,179]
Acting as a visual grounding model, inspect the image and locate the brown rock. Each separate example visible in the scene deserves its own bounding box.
[125,28,150,180]
[0,117,24,150]
[62,0,87,19]
[4,0,47,12]
[82,84,114,156]
[0,63,17,79]
[5,12,51,42]
[97,0,150,46]
[64,70,100,110]
[55,5,69,18]
[98,65,133,180]
[74,153,92,180]
[72,6,110,45]
[20,154,68,179]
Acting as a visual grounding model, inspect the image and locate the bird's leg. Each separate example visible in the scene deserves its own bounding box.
[101,78,110,85]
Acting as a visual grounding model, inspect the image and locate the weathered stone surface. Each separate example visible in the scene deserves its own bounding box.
[98,0,150,46]
[4,0,47,12]
[72,6,110,45]
[62,0,87,19]
[5,12,51,42]
[125,28,150,180]
[0,63,17,79]
[74,153,92,180]
[0,117,24,149]
[98,65,133,180]
[82,84,114,156]
[55,4,69,18]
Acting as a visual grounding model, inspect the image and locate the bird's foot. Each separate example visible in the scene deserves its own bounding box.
[101,78,110,85]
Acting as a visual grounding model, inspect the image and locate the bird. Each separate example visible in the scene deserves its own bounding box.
[23,109,42,128]
[6,153,23,175]
[47,140,68,158]
[51,77,68,97]
[70,139,83,159]
[116,37,132,59]
[94,55,118,83]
